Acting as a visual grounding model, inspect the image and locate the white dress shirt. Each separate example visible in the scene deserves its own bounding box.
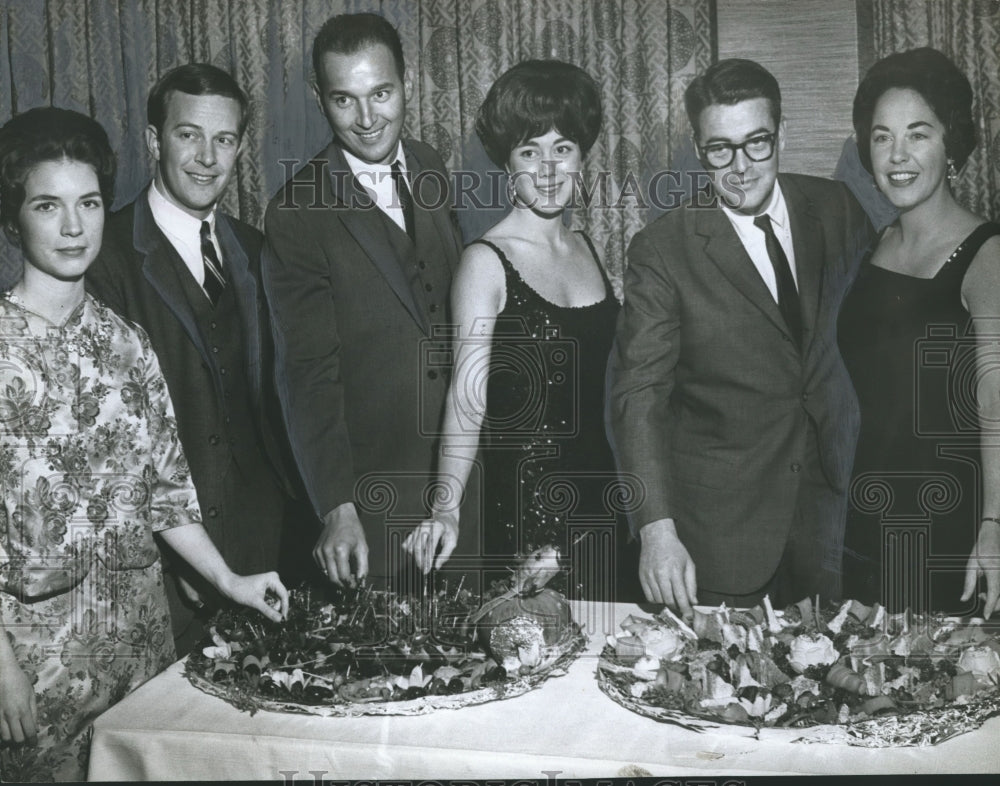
[341,143,408,234]
[147,180,222,298]
[720,183,797,302]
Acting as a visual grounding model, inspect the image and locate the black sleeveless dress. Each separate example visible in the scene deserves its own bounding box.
[838,222,1000,613]
[470,234,634,601]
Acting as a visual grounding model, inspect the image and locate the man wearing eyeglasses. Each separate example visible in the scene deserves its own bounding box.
[609,58,873,615]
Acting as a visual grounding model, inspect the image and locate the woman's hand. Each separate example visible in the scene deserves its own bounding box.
[218,572,289,623]
[962,519,1000,619]
[403,516,459,574]
[0,659,37,745]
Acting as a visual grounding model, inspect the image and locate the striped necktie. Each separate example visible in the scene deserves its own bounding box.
[200,220,225,305]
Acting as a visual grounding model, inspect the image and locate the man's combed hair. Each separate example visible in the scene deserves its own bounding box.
[476,59,603,168]
[684,58,782,136]
[312,12,406,84]
[0,106,116,242]
[852,47,976,174]
[147,63,250,137]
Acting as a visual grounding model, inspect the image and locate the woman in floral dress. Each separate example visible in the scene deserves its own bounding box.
[0,107,289,782]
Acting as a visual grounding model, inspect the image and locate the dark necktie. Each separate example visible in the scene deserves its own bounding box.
[753,213,801,347]
[390,160,415,241]
[200,220,225,305]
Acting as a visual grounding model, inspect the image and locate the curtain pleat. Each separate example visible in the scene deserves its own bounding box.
[0,0,713,291]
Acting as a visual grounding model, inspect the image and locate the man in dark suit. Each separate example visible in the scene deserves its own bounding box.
[609,59,873,615]
[263,13,465,586]
[88,64,299,654]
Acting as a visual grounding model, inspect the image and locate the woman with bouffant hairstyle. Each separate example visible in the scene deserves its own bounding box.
[405,60,639,601]
[839,48,1000,616]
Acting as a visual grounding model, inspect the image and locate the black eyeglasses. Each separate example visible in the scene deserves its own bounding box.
[698,132,777,169]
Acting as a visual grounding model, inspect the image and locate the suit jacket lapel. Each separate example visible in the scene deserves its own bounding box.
[323,142,430,334]
[405,143,463,274]
[132,193,211,365]
[695,204,792,341]
[779,175,823,353]
[215,214,262,403]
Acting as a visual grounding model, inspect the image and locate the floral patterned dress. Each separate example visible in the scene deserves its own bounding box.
[0,292,201,782]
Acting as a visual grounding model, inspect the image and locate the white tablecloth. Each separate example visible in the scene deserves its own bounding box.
[87,601,1000,780]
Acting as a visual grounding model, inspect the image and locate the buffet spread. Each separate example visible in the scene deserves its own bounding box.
[187,550,1000,747]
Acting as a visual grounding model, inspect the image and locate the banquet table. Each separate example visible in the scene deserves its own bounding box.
[87,601,1000,780]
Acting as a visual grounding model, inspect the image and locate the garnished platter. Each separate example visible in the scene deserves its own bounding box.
[186,550,586,716]
[596,597,1000,747]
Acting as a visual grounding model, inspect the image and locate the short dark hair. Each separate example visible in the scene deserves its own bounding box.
[312,13,405,85]
[852,47,976,174]
[0,106,116,243]
[684,58,782,137]
[147,63,249,137]
[475,60,603,168]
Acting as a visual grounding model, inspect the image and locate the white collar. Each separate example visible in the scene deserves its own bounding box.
[148,177,216,235]
[340,142,406,178]
[720,181,788,230]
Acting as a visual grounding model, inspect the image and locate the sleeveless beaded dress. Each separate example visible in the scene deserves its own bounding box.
[838,222,1000,613]
[471,234,635,601]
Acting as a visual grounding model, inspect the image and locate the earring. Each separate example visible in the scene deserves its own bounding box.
[506,174,518,207]
[947,158,958,185]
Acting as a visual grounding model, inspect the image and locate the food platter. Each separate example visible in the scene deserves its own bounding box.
[185,571,586,717]
[596,597,1000,747]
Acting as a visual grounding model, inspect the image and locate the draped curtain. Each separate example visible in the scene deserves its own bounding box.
[870,0,1000,221]
[0,0,715,291]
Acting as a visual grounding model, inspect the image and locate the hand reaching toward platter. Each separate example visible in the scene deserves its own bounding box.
[962,518,1000,619]
[639,518,698,618]
[314,502,369,585]
[403,514,459,573]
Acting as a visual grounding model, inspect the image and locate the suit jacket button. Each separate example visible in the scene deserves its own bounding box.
[209,434,220,445]
[424,283,433,292]
[791,462,801,473]
[208,507,219,518]
[427,370,439,380]
[419,260,427,269]
[429,303,438,313]
[801,392,809,402]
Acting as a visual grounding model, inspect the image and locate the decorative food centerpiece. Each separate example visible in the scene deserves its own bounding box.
[597,596,1000,746]
[186,548,585,716]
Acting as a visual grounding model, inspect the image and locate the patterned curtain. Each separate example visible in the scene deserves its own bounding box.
[0,0,714,291]
[870,0,1000,221]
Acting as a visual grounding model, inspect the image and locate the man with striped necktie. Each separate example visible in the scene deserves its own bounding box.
[88,64,302,656]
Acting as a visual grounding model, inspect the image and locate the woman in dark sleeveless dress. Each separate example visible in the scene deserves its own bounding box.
[403,60,638,601]
[839,48,1000,616]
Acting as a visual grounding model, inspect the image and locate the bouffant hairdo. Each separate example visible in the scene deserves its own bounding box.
[853,47,976,174]
[476,60,602,168]
[0,106,116,243]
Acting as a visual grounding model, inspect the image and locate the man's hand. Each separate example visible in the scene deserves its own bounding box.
[314,502,369,585]
[639,518,698,618]
[402,514,459,574]
[0,658,37,746]
[962,518,1000,619]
